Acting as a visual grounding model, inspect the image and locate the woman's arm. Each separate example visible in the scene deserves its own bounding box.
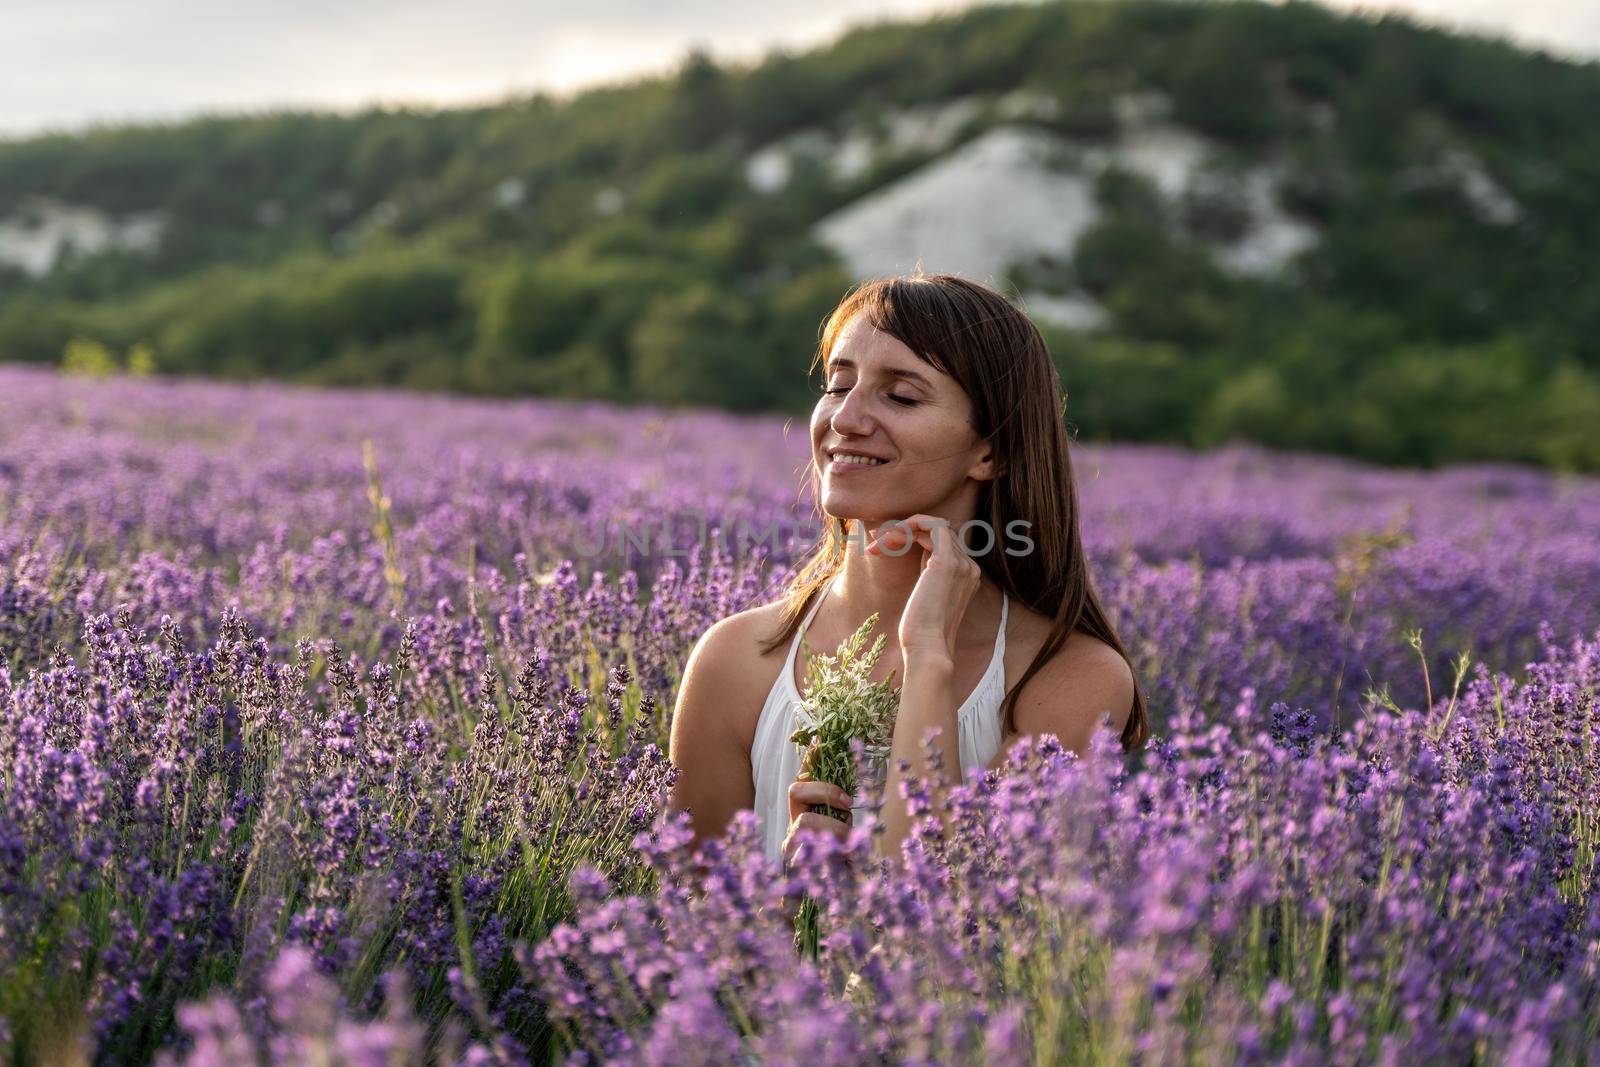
[666,617,757,846]
[875,652,960,859]
[863,513,982,864]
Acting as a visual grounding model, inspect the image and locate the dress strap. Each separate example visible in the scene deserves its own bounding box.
[983,590,1008,686]
[786,581,832,677]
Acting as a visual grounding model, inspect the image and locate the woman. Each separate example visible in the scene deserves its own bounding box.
[668,272,1147,869]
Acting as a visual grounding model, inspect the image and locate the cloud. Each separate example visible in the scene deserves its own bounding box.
[0,0,1593,139]
[0,0,973,136]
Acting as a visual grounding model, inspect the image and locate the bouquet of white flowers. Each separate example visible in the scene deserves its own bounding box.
[789,609,901,823]
[788,608,900,960]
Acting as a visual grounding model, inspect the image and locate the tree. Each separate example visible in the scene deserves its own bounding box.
[671,46,734,150]
[628,285,769,409]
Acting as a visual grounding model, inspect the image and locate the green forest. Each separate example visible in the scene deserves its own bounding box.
[2,0,1598,470]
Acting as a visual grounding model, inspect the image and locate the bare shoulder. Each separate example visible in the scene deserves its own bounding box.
[1001,600,1135,751]
[674,599,792,753]
[667,598,795,840]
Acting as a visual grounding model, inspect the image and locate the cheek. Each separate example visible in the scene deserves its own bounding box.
[900,420,954,461]
[903,428,980,480]
[809,413,837,470]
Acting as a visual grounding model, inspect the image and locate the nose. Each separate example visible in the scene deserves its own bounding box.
[829,383,875,438]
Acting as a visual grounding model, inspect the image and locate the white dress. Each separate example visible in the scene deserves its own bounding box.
[748,578,1009,862]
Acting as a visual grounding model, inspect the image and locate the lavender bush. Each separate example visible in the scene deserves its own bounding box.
[1,363,1598,1064]
[540,625,1600,1063]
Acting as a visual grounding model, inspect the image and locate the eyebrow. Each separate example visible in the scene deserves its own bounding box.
[825,357,933,388]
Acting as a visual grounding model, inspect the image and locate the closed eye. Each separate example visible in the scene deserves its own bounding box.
[823,386,919,407]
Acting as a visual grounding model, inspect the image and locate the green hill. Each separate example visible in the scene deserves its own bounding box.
[2,0,1598,470]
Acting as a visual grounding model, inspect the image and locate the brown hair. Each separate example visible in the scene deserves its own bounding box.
[757,272,1147,752]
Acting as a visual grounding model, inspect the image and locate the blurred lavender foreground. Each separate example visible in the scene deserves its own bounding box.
[1,362,1598,1064]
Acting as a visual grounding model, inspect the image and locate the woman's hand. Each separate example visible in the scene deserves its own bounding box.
[782,773,855,871]
[867,513,983,662]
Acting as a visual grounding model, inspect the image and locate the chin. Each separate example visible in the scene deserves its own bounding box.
[819,497,866,521]
[820,498,899,525]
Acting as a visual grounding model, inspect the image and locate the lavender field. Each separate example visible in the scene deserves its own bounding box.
[2,362,1599,1065]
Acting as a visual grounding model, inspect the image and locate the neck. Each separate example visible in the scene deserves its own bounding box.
[830,513,980,631]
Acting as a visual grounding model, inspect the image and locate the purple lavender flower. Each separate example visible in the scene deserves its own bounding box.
[0,364,1596,1063]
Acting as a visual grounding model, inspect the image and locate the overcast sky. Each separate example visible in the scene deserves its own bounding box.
[1,0,1595,140]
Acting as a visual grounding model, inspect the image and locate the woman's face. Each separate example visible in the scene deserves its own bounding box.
[810,316,996,525]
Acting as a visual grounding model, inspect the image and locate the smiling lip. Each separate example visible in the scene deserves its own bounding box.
[826,456,889,474]
[819,447,896,470]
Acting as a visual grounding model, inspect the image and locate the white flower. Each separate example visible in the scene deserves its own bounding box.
[789,610,900,812]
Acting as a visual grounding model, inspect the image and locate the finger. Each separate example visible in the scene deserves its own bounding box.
[789,779,854,821]
[782,811,852,869]
[903,515,956,551]
[867,518,912,556]
[793,811,852,837]
[870,515,950,557]
[782,834,799,870]
[908,514,960,557]
[790,778,851,807]
[895,527,954,568]
[789,789,854,826]
[800,812,851,838]
[902,514,981,570]
[897,514,952,532]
